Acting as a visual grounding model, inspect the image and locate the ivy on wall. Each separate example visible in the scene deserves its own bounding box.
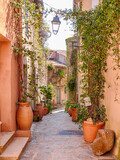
[47,0,119,110]
[10,0,49,102]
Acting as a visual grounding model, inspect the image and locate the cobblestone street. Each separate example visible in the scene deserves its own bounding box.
[21,107,117,160]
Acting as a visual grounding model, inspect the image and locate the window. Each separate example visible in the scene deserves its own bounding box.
[72,42,78,50]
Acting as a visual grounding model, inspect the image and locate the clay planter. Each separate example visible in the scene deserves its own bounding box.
[17,102,33,130]
[96,122,105,129]
[82,121,105,143]
[72,108,78,122]
[68,106,72,116]
[44,107,48,115]
[33,109,39,115]
[33,109,39,122]
[36,103,44,120]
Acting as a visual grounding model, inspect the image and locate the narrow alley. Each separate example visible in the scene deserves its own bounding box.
[21,107,116,160]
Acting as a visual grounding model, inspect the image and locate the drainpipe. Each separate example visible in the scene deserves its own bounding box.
[18,7,23,101]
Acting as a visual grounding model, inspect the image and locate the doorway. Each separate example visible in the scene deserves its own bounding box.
[56,88,60,104]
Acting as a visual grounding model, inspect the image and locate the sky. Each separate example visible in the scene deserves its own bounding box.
[43,0,74,51]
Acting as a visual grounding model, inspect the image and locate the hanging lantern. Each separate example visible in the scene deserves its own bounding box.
[51,15,61,35]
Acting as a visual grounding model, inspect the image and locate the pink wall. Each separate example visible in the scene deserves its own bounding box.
[103,55,120,157]
[0,0,18,131]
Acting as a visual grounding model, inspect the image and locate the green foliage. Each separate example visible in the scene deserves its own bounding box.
[70,49,77,66]
[48,0,119,106]
[93,105,108,123]
[39,84,53,102]
[45,0,119,123]
[77,106,89,124]
[65,100,71,112]
[76,0,119,108]
[46,102,52,113]
[71,103,80,109]
[55,69,64,76]
[67,78,76,91]
[10,0,49,103]
[77,104,108,124]
[48,63,55,71]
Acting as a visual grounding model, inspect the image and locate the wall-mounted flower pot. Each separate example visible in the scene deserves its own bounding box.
[36,103,44,120]
[72,108,78,122]
[82,121,105,143]
[44,107,48,115]
[17,102,33,130]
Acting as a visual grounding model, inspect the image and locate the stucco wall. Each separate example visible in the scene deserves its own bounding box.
[0,0,18,131]
[102,55,120,158]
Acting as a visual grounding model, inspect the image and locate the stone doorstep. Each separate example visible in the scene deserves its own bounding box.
[0,122,2,132]
[0,131,15,154]
[0,137,29,160]
[15,130,31,142]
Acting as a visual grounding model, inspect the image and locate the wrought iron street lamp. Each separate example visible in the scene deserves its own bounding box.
[51,15,61,35]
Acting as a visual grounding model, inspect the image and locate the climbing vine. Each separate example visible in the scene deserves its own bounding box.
[10,0,49,103]
[75,0,120,108]
[47,0,119,117]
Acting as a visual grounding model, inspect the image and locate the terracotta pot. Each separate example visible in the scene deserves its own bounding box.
[33,109,39,115]
[68,106,72,116]
[36,103,44,120]
[17,102,33,130]
[82,121,105,143]
[96,121,105,129]
[72,108,78,122]
[44,108,48,115]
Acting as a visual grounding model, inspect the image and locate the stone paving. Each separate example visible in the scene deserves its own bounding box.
[21,107,117,160]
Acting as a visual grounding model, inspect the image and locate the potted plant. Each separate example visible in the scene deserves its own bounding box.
[35,102,44,120]
[71,103,80,122]
[77,104,108,143]
[39,84,54,115]
[65,100,71,113]
[33,108,39,122]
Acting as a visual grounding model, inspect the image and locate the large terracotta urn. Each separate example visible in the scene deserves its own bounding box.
[36,103,44,120]
[17,102,33,130]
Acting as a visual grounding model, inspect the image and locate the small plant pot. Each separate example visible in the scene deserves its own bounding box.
[44,108,48,115]
[72,108,78,122]
[68,106,72,116]
[36,103,44,120]
[33,109,39,115]
[82,121,105,143]
[96,122,105,129]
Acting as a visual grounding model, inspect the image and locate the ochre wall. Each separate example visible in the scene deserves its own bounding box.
[82,0,92,11]
[0,0,18,131]
[102,55,120,158]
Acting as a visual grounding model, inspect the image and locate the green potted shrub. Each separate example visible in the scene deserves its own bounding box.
[77,104,108,143]
[71,103,80,122]
[39,84,53,115]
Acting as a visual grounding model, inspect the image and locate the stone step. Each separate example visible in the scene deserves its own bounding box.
[0,131,15,154]
[0,137,29,160]
[0,122,2,132]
